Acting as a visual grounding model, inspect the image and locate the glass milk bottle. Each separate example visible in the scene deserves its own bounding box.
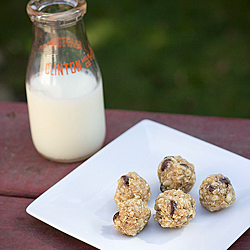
[26,0,106,162]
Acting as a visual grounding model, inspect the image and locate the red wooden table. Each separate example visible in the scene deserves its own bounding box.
[0,101,250,249]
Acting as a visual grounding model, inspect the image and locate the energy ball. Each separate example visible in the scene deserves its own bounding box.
[114,172,151,204]
[199,174,236,212]
[157,156,196,193]
[113,198,151,236]
[153,189,196,228]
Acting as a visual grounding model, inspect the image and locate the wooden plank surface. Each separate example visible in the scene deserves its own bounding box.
[0,195,249,249]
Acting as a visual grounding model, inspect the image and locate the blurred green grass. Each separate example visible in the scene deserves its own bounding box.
[0,0,250,118]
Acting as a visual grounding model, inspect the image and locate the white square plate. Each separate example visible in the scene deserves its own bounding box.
[26,119,250,250]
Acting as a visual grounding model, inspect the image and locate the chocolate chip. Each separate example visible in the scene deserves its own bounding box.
[220,177,230,187]
[191,201,194,208]
[180,163,190,168]
[208,184,215,193]
[160,183,166,192]
[121,175,129,186]
[161,159,173,171]
[113,212,119,222]
[164,156,174,159]
[170,200,177,215]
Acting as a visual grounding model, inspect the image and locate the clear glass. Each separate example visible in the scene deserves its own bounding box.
[26,0,106,163]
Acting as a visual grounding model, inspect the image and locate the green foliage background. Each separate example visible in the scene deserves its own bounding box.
[0,0,250,118]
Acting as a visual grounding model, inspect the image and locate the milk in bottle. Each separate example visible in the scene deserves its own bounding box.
[26,69,105,162]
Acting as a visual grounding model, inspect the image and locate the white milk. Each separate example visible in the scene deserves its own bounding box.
[26,70,106,162]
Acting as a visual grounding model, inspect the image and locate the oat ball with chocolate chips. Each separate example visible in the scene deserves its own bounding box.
[114,172,151,204]
[157,156,196,193]
[153,189,196,228]
[199,174,236,212]
[113,198,151,236]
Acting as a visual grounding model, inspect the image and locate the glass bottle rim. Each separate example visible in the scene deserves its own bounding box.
[27,0,87,26]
